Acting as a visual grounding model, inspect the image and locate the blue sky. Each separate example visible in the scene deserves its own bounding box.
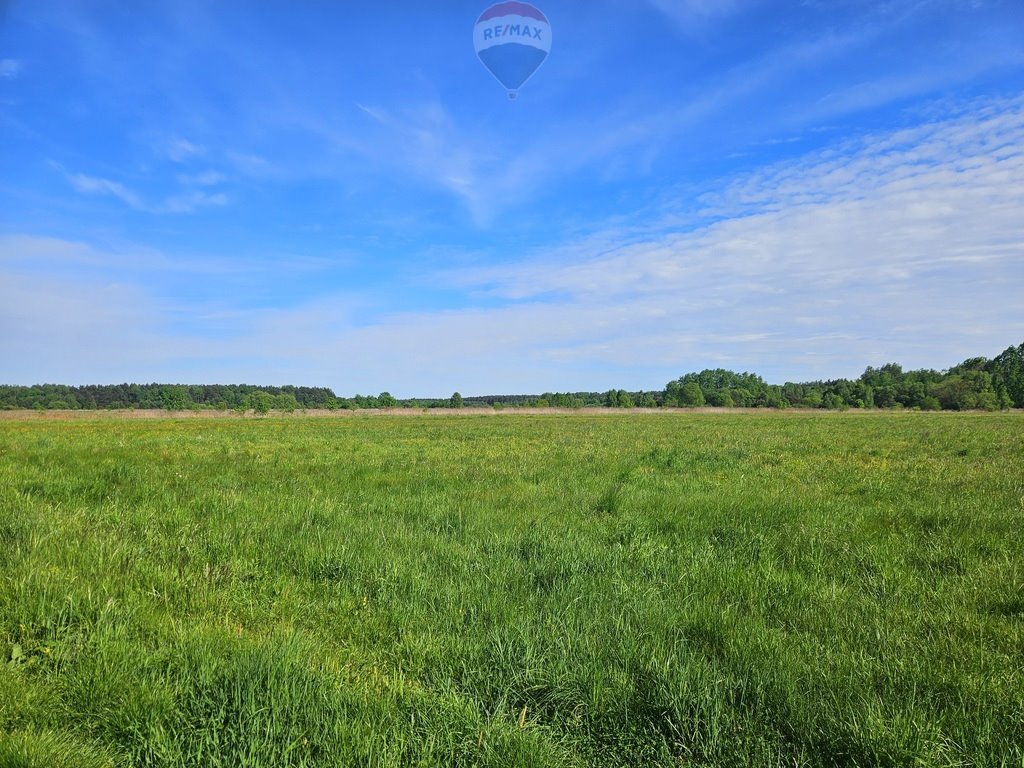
[1,0,1023,396]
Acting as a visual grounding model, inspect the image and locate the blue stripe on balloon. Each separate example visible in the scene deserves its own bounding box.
[477,43,548,91]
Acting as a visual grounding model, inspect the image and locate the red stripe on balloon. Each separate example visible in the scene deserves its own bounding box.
[477,2,548,24]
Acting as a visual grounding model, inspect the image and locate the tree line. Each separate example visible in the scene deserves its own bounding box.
[476,341,1023,412]
[2,341,1022,412]
[0,384,336,412]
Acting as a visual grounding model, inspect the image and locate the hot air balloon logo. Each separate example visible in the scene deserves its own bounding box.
[474,2,551,99]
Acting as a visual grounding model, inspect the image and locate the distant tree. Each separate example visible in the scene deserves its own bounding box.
[663,380,681,407]
[637,392,658,408]
[272,393,300,412]
[548,392,585,409]
[679,382,705,407]
[758,386,786,409]
[250,391,272,415]
[929,371,999,411]
[4,343,1021,413]
[780,383,804,407]
[732,388,753,407]
[949,357,989,374]
[991,342,1024,408]
[801,390,823,408]
[160,386,190,411]
[665,369,771,409]
[862,363,902,381]
[823,393,847,410]
[707,390,734,408]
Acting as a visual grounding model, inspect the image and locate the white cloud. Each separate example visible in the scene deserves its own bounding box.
[68,173,145,209]
[0,234,293,277]
[457,95,1024,301]
[0,59,22,78]
[342,3,998,226]
[162,190,228,213]
[167,138,205,162]
[644,0,748,24]
[353,101,501,225]
[349,97,707,226]
[798,47,1024,125]
[226,152,272,175]
[424,94,1024,383]
[6,95,1023,393]
[178,171,225,186]
[0,271,177,384]
[64,171,227,214]
[0,234,106,267]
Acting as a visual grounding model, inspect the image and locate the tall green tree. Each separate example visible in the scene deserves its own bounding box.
[929,371,1000,411]
[991,343,1024,407]
[249,391,272,415]
[679,382,705,407]
[160,386,190,411]
[707,389,735,408]
[272,393,300,412]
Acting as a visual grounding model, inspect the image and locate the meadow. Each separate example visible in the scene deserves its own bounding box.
[0,411,1021,767]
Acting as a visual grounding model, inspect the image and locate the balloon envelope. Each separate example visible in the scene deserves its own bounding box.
[474,2,551,97]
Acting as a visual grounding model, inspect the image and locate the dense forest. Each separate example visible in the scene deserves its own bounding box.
[3,341,1022,412]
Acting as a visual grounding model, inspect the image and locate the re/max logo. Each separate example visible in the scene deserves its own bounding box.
[482,23,544,41]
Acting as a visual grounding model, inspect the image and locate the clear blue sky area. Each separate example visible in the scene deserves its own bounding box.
[2,0,1023,396]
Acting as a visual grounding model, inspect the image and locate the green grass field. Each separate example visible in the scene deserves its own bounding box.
[1,412,1022,767]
